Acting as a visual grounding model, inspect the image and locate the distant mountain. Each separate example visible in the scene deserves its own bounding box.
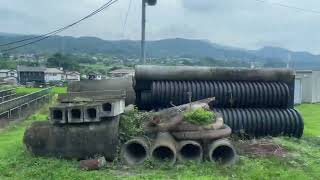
[1,34,320,69]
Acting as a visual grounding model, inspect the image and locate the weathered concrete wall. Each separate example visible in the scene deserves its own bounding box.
[68,78,135,105]
[24,116,120,160]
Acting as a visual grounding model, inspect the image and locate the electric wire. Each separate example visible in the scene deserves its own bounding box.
[0,0,119,52]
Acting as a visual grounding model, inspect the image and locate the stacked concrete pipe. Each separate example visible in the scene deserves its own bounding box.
[177,140,203,162]
[150,132,177,165]
[208,139,238,166]
[121,137,150,166]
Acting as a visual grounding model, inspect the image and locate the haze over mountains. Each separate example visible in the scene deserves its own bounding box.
[1,33,320,70]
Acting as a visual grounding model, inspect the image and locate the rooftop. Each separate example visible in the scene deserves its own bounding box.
[17,66,46,72]
[108,68,135,74]
[45,68,64,74]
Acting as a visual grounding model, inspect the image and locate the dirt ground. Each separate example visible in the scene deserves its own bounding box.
[234,138,288,157]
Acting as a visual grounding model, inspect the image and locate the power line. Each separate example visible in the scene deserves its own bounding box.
[122,0,133,37]
[0,0,115,47]
[0,0,119,52]
[252,0,320,15]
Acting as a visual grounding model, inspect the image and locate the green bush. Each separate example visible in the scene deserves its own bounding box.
[119,107,152,143]
[183,108,215,125]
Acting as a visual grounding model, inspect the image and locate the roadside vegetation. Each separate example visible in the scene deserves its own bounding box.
[0,103,319,179]
[15,87,67,95]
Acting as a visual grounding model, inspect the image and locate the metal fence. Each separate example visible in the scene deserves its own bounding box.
[0,88,52,114]
[0,88,16,98]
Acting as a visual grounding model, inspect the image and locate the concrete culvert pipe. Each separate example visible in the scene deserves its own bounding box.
[177,141,203,162]
[208,139,237,166]
[151,132,177,165]
[121,138,150,166]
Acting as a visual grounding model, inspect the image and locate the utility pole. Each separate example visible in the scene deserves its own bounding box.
[141,0,146,64]
[141,0,157,64]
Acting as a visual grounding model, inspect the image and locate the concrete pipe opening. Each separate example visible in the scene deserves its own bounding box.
[71,109,81,119]
[102,103,112,112]
[87,108,97,120]
[178,141,203,162]
[122,139,149,166]
[151,132,177,165]
[53,110,63,120]
[208,139,237,166]
[152,146,175,162]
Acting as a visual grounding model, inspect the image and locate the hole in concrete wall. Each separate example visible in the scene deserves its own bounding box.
[65,110,68,122]
[102,103,112,112]
[87,108,97,119]
[124,142,147,164]
[180,144,201,160]
[211,145,235,165]
[71,109,81,119]
[53,110,63,120]
[152,146,174,161]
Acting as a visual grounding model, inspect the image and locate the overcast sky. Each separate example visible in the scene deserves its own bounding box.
[1,0,319,53]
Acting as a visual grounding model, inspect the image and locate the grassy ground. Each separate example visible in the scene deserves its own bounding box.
[0,104,319,179]
[15,87,67,95]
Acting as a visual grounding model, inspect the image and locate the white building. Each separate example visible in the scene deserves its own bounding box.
[0,69,17,78]
[108,68,135,78]
[44,68,64,83]
[65,71,81,81]
[294,70,320,104]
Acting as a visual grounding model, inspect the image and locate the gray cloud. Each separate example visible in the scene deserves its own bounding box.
[0,0,319,54]
[182,0,216,12]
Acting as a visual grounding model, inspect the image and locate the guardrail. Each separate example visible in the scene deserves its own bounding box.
[0,88,52,115]
[0,88,16,98]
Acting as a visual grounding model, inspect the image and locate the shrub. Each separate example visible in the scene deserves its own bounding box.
[119,107,152,143]
[183,108,215,125]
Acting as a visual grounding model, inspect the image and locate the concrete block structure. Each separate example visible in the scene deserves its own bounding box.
[67,104,85,124]
[83,104,100,123]
[50,104,68,124]
[99,99,125,118]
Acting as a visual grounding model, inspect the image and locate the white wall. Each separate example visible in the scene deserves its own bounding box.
[0,72,7,78]
[312,71,320,103]
[66,74,80,81]
[45,73,63,82]
[296,71,313,103]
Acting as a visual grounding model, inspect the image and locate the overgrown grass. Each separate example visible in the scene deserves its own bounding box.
[0,104,319,179]
[15,87,67,95]
[296,104,320,137]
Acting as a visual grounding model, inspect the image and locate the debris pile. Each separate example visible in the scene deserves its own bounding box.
[121,98,238,166]
[134,65,304,138]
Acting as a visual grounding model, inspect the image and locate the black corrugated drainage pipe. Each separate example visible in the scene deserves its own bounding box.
[121,137,150,166]
[208,139,238,166]
[149,81,290,109]
[213,108,304,138]
[151,132,177,165]
[177,140,203,162]
[135,65,294,84]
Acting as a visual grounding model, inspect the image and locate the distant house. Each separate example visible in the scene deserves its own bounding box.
[45,68,64,83]
[65,71,81,81]
[88,72,102,80]
[17,66,46,85]
[108,68,135,78]
[0,69,17,78]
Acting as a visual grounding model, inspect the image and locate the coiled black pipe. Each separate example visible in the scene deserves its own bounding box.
[149,81,290,109]
[213,108,304,138]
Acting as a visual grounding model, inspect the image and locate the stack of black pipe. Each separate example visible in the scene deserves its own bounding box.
[134,65,303,138]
